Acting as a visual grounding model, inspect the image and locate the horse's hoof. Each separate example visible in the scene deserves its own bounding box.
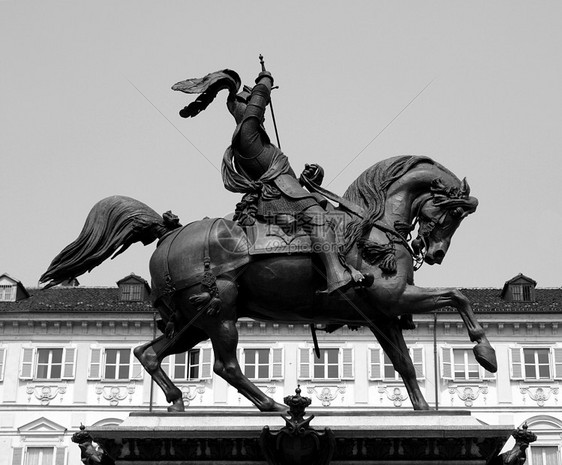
[167,402,185,413]
[260,401,287,413]
[473,343,497,373]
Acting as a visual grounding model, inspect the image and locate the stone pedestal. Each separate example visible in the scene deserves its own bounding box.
[89,409,512,464]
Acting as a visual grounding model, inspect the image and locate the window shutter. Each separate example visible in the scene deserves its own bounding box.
[298,348,311,380]
[88,347,102,380]
[481,365,496,380]
[509,347,524,380]
[0,348,6,382]
[341,348,354,379]
[368,347,382,380]
[200,348,213,379]
[20,347,34,380]
[62,347,76,379]
[552,347,562,380]
[131,349,144,380]
[11,447,23,465]
[440,346,453,380]
[55,447,66,465]
[271,348,284,379]
[410,347,425,379]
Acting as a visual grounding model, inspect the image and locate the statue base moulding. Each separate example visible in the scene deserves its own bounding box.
[87,409,513,465]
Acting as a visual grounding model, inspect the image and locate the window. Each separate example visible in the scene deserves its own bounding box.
[0,284,15,301]
[524,349,551,380]
[120,284,143,301]
[441,346,494,381]
[19,347,76,381]
[161,347,213,381]
[314,348,339,379]
[369,346,424,381]
[530,446,560,465]
[175,350,200,380]
[24,447,54,465]
[240,348,283,380]
[510,347,562,381]
[512,284,532,302]
[299,347,353,380]
[88,347,143,381]
[453,349,481,380]
[245,349,270,379]
[36,349,63,380]
[104,349,131,380]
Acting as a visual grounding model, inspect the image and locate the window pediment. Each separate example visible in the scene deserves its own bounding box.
[18,417,66,435]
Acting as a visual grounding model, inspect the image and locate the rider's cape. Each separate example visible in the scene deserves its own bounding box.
[222,145,324,203]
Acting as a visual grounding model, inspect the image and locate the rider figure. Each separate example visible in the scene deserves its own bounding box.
[222,70,372,294]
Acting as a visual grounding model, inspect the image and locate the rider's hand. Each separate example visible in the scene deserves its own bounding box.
[301,163,324,185]
[256,71,273,85]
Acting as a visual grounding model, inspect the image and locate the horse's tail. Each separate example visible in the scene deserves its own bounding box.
[40,195,181,288]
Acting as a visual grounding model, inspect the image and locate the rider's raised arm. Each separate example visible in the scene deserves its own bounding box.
[235,72,274,158]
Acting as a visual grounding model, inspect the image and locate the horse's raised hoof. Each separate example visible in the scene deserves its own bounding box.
[473,343,497,373]
[167,400,185,413]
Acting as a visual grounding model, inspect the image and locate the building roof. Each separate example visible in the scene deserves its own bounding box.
[0,286,560,315]
[0,287,153,314]
[442,287,562,313]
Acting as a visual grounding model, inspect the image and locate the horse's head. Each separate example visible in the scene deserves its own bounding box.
[412,178,478,265]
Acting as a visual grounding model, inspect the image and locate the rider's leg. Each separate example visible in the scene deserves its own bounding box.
[303,205,371,294]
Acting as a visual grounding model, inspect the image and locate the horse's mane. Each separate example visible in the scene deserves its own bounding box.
[341,155,439,255]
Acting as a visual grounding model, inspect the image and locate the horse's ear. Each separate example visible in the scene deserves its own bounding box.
[460,178,471,197]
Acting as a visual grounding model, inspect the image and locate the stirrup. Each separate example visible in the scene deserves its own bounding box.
[318,273,374,295]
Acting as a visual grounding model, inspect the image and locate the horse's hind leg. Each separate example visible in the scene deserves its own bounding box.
[370,318,430,410]
[134,326,208,412]
[197,277,286,412]
[206,318,286,412]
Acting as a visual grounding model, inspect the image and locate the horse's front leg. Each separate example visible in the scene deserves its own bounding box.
[389,285,497,373]
[370,317,430,410]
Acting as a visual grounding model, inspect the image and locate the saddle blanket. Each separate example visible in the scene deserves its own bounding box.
[245,221,312,255]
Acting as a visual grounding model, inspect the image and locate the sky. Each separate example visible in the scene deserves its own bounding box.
[1,1,561,290]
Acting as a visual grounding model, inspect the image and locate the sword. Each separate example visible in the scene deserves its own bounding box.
[259,54,282,149]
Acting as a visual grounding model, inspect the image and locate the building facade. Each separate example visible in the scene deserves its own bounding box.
[0,272,560,465]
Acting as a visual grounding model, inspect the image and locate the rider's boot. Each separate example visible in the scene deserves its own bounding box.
[307,212,373,294]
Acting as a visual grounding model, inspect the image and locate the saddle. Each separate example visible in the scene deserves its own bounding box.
[244,219,312,255]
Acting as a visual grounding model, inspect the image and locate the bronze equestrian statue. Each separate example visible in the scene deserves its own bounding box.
[40,63,496,412]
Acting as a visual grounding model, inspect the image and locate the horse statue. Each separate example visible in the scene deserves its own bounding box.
[40,155,496,412]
